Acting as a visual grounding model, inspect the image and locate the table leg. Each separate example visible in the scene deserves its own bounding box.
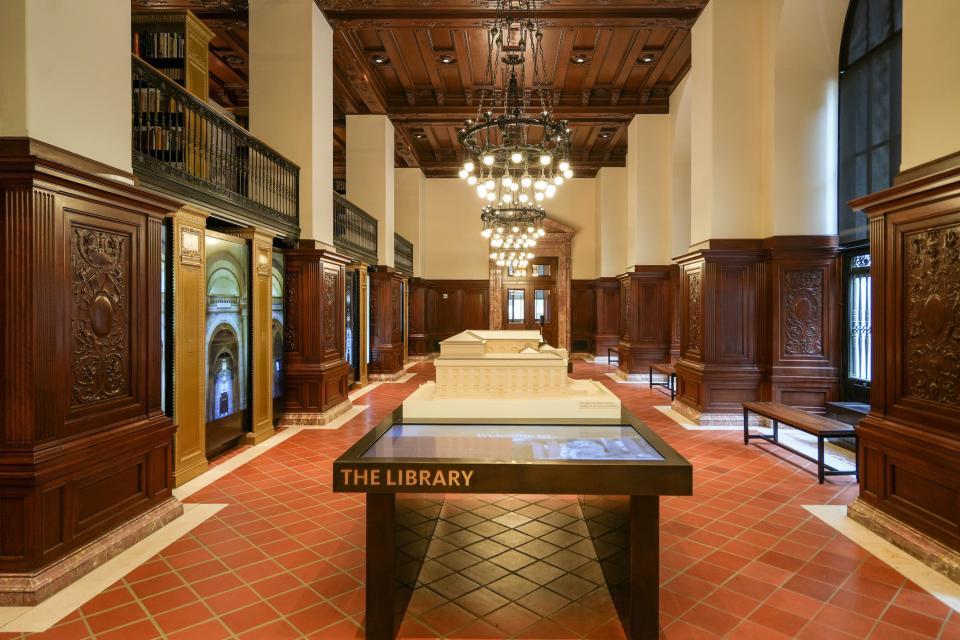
[817,438,825,484]
[366,493,396,640]
[855,435,860,482]
[648,366,653,390]
[773,420,779,444]
[743,408,749,445]
[630,496,659,640]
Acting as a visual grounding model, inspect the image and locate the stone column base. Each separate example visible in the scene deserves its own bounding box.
[614,370,670,384]
[0,498,183,606]
[848,498,960,584]
[670,399,768,427]
[369,370,408,382]
[278,399,354,426]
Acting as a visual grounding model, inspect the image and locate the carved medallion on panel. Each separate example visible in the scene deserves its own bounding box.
[323,271,339,352]
[71,227,130,404]
[284,271,298,353]
[687,271,702,356]
[783,269,824,356]
[905,225,960,406]
[391,283,402,340]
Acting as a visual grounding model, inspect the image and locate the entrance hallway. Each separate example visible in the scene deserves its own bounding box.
[0,361,956,640]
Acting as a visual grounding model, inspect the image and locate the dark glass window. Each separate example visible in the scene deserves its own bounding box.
[837,0,902,244]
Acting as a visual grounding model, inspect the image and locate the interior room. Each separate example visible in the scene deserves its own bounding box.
[0,0,958,638]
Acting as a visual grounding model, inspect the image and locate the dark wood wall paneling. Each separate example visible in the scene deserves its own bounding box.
[848,161,960,553]
[369,267,407,374]
[571,280,596,353]
[282,243,352,414]
[616,267,677,373]
[0,139,177,584]
[675,237,842,416]
[408,279,490,354]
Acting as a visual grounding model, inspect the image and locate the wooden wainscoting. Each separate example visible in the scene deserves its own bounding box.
[849,161,960,552]
[408,279,490,352]
[616,266,677,375]
[571,280,596,354]
[369,267,407,375]
[0,139,177,590]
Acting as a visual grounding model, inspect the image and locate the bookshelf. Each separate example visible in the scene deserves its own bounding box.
[132,9,214,101]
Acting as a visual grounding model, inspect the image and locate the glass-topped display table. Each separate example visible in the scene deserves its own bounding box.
[333,408,692,639]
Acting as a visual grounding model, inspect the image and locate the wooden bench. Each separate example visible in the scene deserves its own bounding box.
[648,363,676,400]
[607,347,619,367]
[743,401,858,484]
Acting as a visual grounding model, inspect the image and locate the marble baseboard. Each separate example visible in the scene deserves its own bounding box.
[369,370,408,382]
[848,499,960,585]
[0,498,183,606]
[278,400,354,426]
[408,354,436,362]
[608,371,669,384]
[669,399,768,426]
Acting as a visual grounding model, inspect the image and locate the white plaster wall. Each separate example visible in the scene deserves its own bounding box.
[669,73,692,258]
[595,167,627,277]
[626,114,671,265]
[395,168,426,276]
[768,0,846,236]
[250,0,333,243]
[901,0,960,170]
[0,0,131,173]
[422,178,598,280]
[347,115,395,266]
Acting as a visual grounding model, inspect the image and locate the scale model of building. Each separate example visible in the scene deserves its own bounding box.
[403,330,621,419]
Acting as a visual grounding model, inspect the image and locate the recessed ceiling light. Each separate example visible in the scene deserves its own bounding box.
[599,131,612,139]
[638,54,656,64]
[370,53,389,65]
[414,133,427,139]
[570,53,590,64]
[438,54,456,64]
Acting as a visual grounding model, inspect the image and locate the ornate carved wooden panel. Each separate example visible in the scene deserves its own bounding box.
[323,269,339,357]
[616,268,674,374]
[70,227,130,406]
[904,225,960,406]
[407,280,490,351]
[283,271,298,354]
[686,270,702,357]
[782,269,824,356]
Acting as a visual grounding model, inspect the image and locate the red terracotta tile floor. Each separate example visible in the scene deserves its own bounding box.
[3,361,958,639]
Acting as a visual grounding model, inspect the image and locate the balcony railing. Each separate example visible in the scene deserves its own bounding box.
[132,55,300,239]
[333,192,378,264]
[395,233,414,277]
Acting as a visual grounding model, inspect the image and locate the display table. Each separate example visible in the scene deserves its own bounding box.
[333,407,692,640]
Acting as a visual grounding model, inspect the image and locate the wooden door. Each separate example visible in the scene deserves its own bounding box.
[502,258,559,346]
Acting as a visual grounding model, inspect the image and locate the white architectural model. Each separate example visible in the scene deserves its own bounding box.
[403,330,621,419]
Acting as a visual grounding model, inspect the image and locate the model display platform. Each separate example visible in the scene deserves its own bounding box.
[403,329,621,419]
[333,407,693,640]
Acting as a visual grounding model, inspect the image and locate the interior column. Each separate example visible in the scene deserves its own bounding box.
[0,0,181,603]
[347,114,396,267]
[617,115,675,379]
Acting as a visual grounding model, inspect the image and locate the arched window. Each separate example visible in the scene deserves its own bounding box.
[838,0,902,244]
[837,0,902,403]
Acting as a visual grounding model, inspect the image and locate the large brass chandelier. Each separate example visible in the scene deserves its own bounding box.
[456,0,572,259]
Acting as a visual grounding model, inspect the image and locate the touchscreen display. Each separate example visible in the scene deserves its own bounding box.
[361,424,664,462]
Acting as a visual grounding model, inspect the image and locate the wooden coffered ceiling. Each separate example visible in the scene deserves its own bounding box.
[323,0,705,177]
[131,0,706,178]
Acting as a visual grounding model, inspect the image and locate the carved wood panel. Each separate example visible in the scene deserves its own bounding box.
[70,226,130,406]
[686,270,702,357]
[323,270,339,357]
[783,269,824,356]
[904,224,960,406]
[284,271,298,354]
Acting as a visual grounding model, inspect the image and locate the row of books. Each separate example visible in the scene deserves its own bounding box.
[158,67,185,83]
[133,87,182,114]
[133,31,185,60]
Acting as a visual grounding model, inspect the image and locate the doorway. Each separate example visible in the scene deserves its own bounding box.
[502,257,558,346]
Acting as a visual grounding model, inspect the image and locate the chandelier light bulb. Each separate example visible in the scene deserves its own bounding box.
[535,192,544,201]
[528,252,535,259]
[511,151,524,164]
[481,228,492,238]
[521,175,532,188]
[477,185,487,197]
[563,169,573,179]
[486,192,496,201]
[518,193,529,203]
[502,194,512,203]
[510,182,519,192]
[534,179,547,191]
[527,226,535,233]
[558,160,570,172]
[538,228,546,237]
[512,226,520,233]
[468,175,478,185]
[502,175,513,186]
[458,169,469,179]
[464,161,475,173]
[546,184,557,198]
[539,154,552,166]
[483,154,495,166]
[496,227,504,233]
[484,178,496,190]
[490,252,497,259]
[554,175,564,186]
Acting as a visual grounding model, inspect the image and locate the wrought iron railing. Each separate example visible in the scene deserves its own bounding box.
[333,192,378,264]
[131,55,300,238]
[395,233,414,276]
[333,178,346,195]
